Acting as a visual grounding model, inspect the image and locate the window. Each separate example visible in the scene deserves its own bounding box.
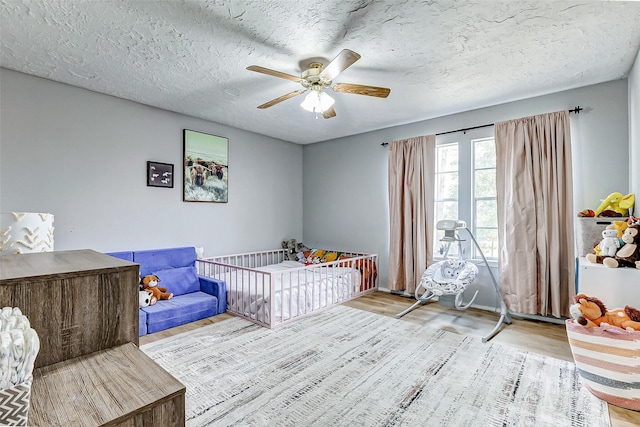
[473,137,498,258]
[433,128,498,261]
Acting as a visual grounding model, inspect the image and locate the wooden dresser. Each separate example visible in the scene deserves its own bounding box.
[0,249,186,426]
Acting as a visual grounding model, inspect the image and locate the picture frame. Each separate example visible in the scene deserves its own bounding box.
[183,129,229,203]
[147,161,174,188]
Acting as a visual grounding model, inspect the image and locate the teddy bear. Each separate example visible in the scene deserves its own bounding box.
[597,227,620,257]
[586,224,640,268]
[140,274,173,301]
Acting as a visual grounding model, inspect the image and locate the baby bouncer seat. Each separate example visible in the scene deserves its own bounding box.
[396,220,511,342]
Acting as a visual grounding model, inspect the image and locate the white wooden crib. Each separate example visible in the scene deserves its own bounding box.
[196,249,378,328]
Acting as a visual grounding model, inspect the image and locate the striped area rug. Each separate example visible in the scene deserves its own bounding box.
[141,306,609,427]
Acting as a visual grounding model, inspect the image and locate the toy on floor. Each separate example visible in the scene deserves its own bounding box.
[586,224,640,268]
[570,293,640,332]
[140,274,173,301]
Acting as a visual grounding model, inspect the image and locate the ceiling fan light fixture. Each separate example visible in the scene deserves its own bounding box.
[300,90,334,113]
[247,49,390,119]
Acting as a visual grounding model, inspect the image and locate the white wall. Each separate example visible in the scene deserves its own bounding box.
[630,48,640,201]
[0,69,303,255]
[303,79,629,308]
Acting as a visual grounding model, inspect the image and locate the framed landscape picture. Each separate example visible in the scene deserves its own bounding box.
[147,161,174,188]
[183,129,229,202]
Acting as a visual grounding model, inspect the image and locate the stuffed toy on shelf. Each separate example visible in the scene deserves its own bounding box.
[596,227,620,257]
[586,223,640,269]
[593,192,634,217]
[611,219,629,237]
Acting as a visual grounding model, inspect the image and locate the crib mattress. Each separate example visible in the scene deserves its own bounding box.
[225,260,361,323]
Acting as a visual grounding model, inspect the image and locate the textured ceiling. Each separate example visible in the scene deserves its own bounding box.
[2,1,640,144]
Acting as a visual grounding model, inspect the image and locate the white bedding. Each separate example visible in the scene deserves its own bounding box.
[224,260,361,323]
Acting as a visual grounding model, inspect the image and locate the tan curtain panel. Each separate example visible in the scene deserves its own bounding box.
[494,110,575,318]
[388,135,436,293]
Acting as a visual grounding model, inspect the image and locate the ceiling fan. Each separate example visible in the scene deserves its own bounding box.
[247,49,390,119]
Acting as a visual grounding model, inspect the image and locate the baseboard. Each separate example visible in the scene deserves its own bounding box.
[378,287,412,297]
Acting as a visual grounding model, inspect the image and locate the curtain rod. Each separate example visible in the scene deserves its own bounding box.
[380,106,583,147]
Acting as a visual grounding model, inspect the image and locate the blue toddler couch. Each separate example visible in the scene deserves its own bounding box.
[107,246,226,336]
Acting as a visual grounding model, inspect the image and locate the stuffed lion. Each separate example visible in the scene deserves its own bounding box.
[570,293,640,332]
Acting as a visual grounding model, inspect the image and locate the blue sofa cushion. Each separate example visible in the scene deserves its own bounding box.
[107,251,134,262]
[139,310,147,336]
[199,276,227,314]
[141,292,218,334]
[134,247,196,277]
[152,266,200,296]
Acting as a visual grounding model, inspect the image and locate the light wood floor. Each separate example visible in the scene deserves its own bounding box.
[140,291,639,426]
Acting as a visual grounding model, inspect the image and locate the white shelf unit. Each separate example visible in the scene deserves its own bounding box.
[577,256,640,309]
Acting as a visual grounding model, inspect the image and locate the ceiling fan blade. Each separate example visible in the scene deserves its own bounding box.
[320,49,361,81]
[322,106,337,119]
[247,65,301,82]
[332,83,390,98]
[257,89,306,109]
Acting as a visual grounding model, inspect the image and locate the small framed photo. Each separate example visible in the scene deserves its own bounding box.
[147,161,174,188]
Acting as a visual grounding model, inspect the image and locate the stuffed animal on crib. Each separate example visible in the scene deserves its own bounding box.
[585,224,640,269]
[139,289,156,307]
[140,275,173,301]
[306,249,326,264]
[570,293,640,332]
[296,250,310,263]
[282,239,310,261]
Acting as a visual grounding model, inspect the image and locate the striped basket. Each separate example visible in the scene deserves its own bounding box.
[0,376,32,426]
[566,319,640,410]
